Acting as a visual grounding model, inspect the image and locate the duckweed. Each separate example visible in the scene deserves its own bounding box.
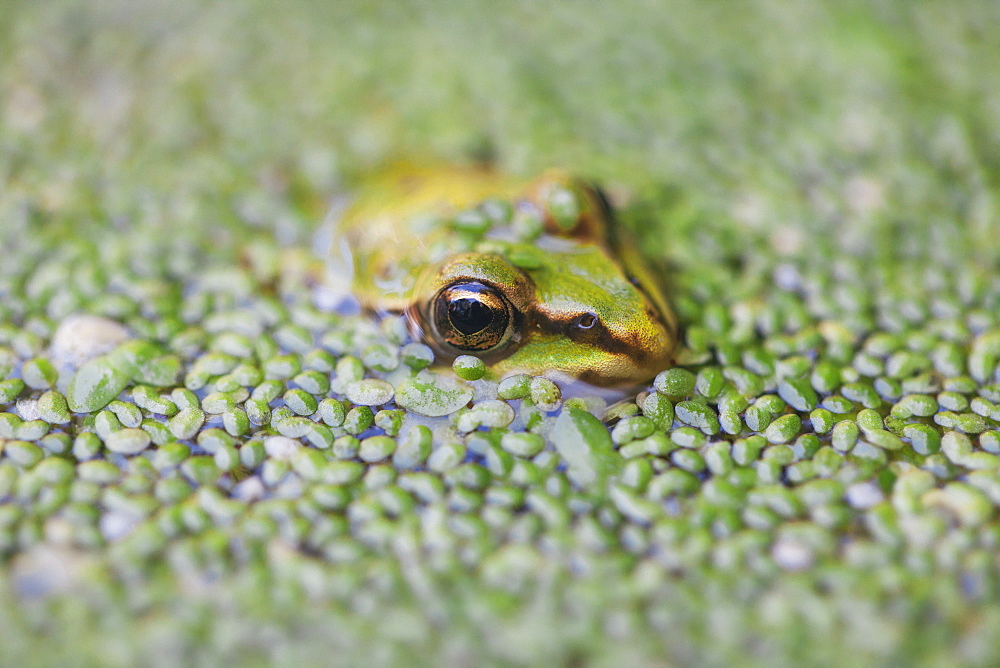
[66,355,131,413]
[20,423,54,455]
[283,388,318,415]
[675,401,720,434]
[21,358,57,390]
[2,3,1000,666]
[551,406,622,487]
[400,343,434,370]
[529,377,561,411]
[168,408,205,440]
[452,355,487,381]
[427,441,466,472]
[501,432,546,458]
[345,379,394,407]
[765,414,802,444]
[0,379,25,404]
[359,435,396,463]
[461,400,515,431]
[654,368,695,397]
[778,378,818,412]
[104,428,152,455]
[341,406,374,435]
[639,392,674,428]
[3,440,43,467]
[35,391,71,425]
[497,374,531,400]
[395,373,474,417]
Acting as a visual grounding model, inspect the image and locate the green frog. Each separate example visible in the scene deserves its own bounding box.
[333,164,677,388]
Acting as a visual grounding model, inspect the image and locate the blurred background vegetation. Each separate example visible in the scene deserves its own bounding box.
[4,2,998,309]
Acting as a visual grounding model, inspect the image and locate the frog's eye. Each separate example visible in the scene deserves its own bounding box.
[433,281,514,351]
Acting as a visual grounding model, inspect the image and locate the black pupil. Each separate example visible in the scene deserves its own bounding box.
[448,298,493,335]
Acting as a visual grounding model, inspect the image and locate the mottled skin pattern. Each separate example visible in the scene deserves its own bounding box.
[335,164,677,388]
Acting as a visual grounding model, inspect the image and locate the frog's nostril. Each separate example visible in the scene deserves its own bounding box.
[574,313,598,330]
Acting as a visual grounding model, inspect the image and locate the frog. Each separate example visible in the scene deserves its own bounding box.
[331,163,678,388]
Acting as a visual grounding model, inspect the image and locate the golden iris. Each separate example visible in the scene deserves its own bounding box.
[433,281,515,351]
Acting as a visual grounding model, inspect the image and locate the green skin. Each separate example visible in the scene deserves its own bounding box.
[335,165,678,388]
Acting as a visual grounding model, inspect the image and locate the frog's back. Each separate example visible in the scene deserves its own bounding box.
[337,163,528,310]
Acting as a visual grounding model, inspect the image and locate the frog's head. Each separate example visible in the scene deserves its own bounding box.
[339,165,679,387]
[407,241,677,388]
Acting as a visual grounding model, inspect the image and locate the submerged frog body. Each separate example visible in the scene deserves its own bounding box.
[334,164,677,388]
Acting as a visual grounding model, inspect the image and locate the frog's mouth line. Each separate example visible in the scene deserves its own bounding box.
[406,294,674,388]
